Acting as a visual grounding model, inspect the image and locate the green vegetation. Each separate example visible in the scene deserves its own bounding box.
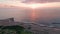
[0,25,33,34]
[0,25,49,34]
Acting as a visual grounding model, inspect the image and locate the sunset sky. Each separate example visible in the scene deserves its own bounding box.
[0,0,60,8]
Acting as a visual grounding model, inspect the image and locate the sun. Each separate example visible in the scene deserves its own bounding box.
[28,4,40,9]
[29,4,38,8]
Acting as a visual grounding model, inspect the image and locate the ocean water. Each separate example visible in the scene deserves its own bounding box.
[0,8,60,24]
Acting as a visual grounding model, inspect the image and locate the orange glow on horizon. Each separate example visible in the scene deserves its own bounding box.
[13,2,60,8]
[17,3,42,9]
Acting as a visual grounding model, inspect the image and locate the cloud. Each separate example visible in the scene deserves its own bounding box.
[19,0,60,3]
[0,0,60,8]
[0,0,60,4]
